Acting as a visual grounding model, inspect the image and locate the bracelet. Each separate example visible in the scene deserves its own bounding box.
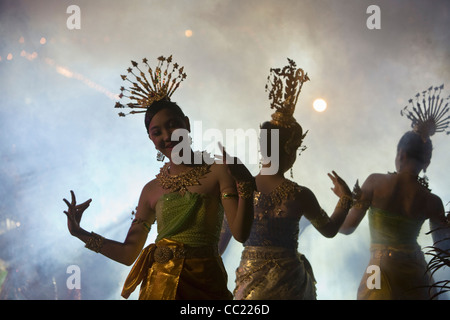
[221,192,239,200]
[85,232,104,253]
[236,180,256,200]
[132,218,152,233]
[337,194,353,211]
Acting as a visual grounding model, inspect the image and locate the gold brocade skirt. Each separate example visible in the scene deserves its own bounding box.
[122,238,232,300]
[357,244,435,300]
[234,246,317,300]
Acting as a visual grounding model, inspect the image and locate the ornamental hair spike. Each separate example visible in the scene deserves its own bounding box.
[114,55,187,117]
[401,84,450,141]
[265,58,310,128]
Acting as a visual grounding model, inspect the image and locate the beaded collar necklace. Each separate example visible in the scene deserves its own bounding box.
[156,162,211,193]
[254,179,302,208]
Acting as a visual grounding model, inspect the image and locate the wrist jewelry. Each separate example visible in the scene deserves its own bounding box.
[85,232,104,253]
[337,194,353,211]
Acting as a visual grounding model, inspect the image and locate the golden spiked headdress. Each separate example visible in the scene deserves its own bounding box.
[265,58,310,128]
[114,55,187,117]
[401,84,450,141]
[265,58,310,154]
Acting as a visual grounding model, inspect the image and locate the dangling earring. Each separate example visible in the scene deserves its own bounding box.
[417,168,430,190]
[290,167,294,179]
[417,174,429,190]
[157,151,165,162]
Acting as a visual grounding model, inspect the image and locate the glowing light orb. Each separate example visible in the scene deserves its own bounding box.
[313,98,327,112]
[185,29,193,37]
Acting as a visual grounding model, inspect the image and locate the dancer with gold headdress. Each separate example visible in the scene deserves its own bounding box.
[63,55,255,300]
[340,85,450,300]
[221,59,353,300]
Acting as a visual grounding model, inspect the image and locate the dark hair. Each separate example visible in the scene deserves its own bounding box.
[144,99,186,133]
[397,131,433,165]
[260,121,304,158]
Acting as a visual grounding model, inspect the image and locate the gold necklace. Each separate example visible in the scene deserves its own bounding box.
[254,179,302,208]
[156,162,211,193]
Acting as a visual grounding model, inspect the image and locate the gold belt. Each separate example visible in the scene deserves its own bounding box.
[154,244,218,264]
[370,244,423,260]
[241,246,297,260]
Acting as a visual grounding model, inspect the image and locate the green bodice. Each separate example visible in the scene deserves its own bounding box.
[155,191,224,247]
[368,207,424,246]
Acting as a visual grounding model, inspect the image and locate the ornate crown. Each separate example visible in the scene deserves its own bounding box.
[114,55,187,117]
[401,84,450,141]
[265,58,310,128]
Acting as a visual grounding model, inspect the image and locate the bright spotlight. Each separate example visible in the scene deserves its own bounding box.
[313,98,327,112]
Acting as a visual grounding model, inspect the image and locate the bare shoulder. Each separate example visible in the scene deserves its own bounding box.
[427,192,445,215]
[293,184,320,209]
[294,184,315,200]
[364,173,387,183]
[140,178,165,209]
[359,172,389,190]
[427,197,447,228]
[142,178,160,193]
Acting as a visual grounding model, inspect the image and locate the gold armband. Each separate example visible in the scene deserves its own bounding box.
[236,180,256,200]
[221,192,238,200]
[309,209,331,229]
[85,232,104,253]
[352,199,371,210]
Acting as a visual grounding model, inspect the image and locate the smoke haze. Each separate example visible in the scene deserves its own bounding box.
[0,0,449,299]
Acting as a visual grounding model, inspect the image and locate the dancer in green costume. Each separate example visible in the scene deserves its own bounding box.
[340,85,450,300]
[63,56,255,299]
